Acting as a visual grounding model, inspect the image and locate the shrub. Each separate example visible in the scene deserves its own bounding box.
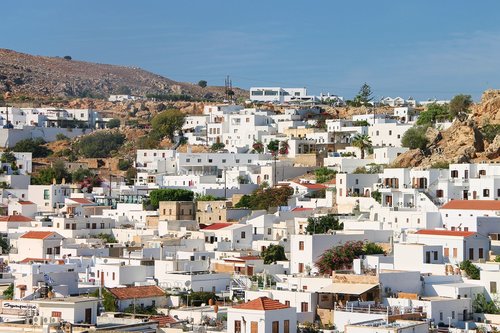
[306,214,343,234]
[118,159,132,171]
[12,138,51,157]
[315,167,336,183]
[460,260,480,280]
[235,186,294,210]
[107,118,121,129]
[315,241,384,274]
[401,126,429,150]
[210,142,225,152]
[261,244,287,264]
[74,131,125,158]
[148,189,194,209]
[56,133,69,141]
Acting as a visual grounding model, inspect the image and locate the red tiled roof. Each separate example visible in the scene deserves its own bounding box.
[20,258,65,265]
[17,201,35,205]
[0,215,33,222]
[441,200,500,211]
[292,207,313,212]
[108,285,165,300]
[201,223,233,230]
[20,231,57,240]
[234,297,289,311]
[415,230,476,237]
[68,198,94,205]
[150,315,179,327]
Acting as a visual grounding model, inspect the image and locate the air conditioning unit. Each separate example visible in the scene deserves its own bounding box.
[50,317,61,324]
[33,316,43,326]
[43,317,50,324]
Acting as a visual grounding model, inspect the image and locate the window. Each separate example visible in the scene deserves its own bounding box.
[112,272,115,280]
[234,320,241,333]
[241,231,246,239]
[285,300,290,306]
[298,263,304,273]
[222,159,226,163]
[301,302,309,312]
[491,281,497,294]
[453,248,458,258]
[197,159,202,163]
[44,189,50,200]
[433,251,438,260]
[436,189,443,198]
[284,320,290,333]
[469,248,474,260]
[299,241,304,250]
[440,312,443,321]
[452,311,455,319]
[46,248,53,255]
[451,170,458,178]
[444,248,449,257]
[52,311,62,318]
[267,228,272,235]
[479,248,484,259]
[272,321,279,333]
[483,189,490,197]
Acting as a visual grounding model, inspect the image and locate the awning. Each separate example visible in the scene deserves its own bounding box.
[319,283,378,295]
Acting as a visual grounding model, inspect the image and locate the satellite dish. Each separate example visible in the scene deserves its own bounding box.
[103,259,108,263]
[185,281,191,288]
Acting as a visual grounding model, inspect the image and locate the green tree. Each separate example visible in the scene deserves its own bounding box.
[3,283,13,300]
[354,83,373,106]
[417,103,450,125]
[118,159,132,171]
[473,293,499,314]
[480,123,500,143]
[32,160,71,185]
[449,94,473,121]
[0,151,16,164]
[107,118,121,129]
[63,55,72,60]
[306,214,343,234]
[235,186,294,210]
[198,80,208,88]
[267,140,280,156]
[401,126,428,150]
[261,244,287,264]
[12,138,51,157]
[210,142,225,152]
[91,289,117,312]
[56,133,69,141]
[371,190,381,203]
[314,167,336,183]
[148,189,194,209]
[460,260,480,280]
[182,291,215,306]
[96,233,117,244]
[363,242,385,255]
[72,168,94,182]
[151,109,186,142]
[0,237,10,254]
[74,131,125,158]
[352,134,372,159]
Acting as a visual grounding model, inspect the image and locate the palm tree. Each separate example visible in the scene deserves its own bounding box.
[352,134,372,159]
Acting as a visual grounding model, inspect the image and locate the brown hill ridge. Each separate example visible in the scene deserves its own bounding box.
[0,48,245,100]
[392,90,500,168]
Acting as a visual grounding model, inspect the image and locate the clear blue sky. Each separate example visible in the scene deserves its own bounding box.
[3,1,500,100]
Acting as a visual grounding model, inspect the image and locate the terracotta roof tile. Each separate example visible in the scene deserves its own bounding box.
[17,201,35,205]
[441,200,500,210]
[68,198,94,205]
[234,297,289,311]
[0,215,33,222]
[292,207,313,212]
[201,223,233,230]
[415,230,476,237]
[149,315,179,327]
[107,285,165,300]
[20,231,59,240]
[20,258,65,265]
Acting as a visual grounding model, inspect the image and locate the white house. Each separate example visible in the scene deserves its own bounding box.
[227,296,297,333]
[107,285,167,311]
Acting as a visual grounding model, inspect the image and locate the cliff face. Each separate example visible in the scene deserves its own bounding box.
[0,48,245,100]
[392,90,500,168]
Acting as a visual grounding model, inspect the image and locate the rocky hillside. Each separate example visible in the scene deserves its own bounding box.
[0,48,246,100]
[392,90,500,168]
